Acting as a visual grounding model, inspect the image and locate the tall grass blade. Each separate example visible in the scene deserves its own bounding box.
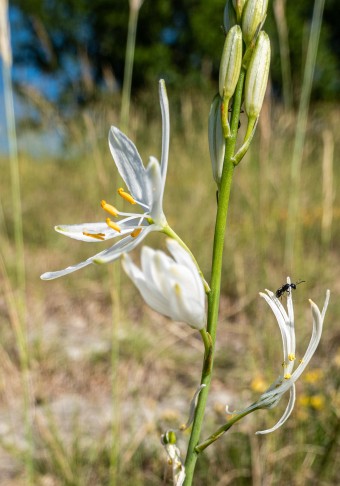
[0,0,25,290]
[321,129,334,248]
[0,1,33,482]
[120,0,144,132]
[273,0,293,110]
[284,0,325,268]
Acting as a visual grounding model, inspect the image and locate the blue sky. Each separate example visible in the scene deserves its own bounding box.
[0,6,71,157]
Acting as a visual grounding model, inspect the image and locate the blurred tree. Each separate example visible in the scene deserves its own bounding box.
[10,0,340,109]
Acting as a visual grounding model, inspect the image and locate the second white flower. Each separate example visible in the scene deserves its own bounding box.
[122,239,206,330]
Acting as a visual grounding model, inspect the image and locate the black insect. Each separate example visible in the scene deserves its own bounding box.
[275,280,305,299]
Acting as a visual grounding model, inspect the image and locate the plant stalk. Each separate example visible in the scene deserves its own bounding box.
[183,70,245,485]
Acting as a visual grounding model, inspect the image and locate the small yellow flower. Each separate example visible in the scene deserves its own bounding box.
[297,394,310,408]
[251,376,268,393]
[310,394,325,411]
[303,368,324,384]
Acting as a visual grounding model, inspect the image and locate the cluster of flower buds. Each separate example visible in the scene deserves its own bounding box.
[209,0,270,183]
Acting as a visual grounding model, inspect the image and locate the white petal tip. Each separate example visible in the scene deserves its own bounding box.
[40,272,60,281]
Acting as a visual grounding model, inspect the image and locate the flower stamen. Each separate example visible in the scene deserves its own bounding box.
[118,188,136,205]
[101,200,118,217]
[130,228,142,238]
[82,232,106,240]
[106,218,121,232]
[284,373,292,380]
[288,353,296,362]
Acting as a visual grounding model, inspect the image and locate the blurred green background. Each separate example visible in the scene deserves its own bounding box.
[0,1,339,485]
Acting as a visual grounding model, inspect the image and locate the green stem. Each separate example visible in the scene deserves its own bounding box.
[183,69,245,486]
[196,407,258,453]
[233,116,258,166]
[199,329,212,358]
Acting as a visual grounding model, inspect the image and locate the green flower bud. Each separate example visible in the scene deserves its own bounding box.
[242,0,268,45]
[208,95,225,183]
[232,0,246,21]
[219,25,242,99]
[161,430,177,445]
[244,31,271,119]
[224,0,237,32]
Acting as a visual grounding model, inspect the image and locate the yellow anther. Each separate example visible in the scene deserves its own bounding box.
[282,361,287,368]
[106,218,121,233]
[288,353,296,362]
[130,228,142,238]
[174,283,182,296]
[82,232,105,241]
[118,187,136,204]
[101,200,118,217]
[284,373,292,380]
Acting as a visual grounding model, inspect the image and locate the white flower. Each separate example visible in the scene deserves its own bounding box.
[122,239,206,330]
[41,79,170,280]
[161,431,186,486]
[231,279,330,434]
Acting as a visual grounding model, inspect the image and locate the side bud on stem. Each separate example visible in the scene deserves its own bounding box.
[208,95,225,184]
[232,0,246,22]
[219,25,243,138]
[224,0,237,33]
[219,25,243,99]
[244,31,271,120]
[232,31,270,167]
[242,0,268,45]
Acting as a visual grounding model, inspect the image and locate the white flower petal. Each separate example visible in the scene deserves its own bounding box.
[256,385,296,435]
[173,282,205,329]
[159,79,170,185]
[166,239,205,302]
[40,260,93,280]
[122,240,206,329]
[121,252,145,282]
[285,293,328,386]
[122,256,170,317]
[108,127,151,207]
[260,291,290,362]
[92,226,155,264]
[150,251,174,295]
[40,247,111,280]
[55,222,132,242]
[147,156,164,221]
